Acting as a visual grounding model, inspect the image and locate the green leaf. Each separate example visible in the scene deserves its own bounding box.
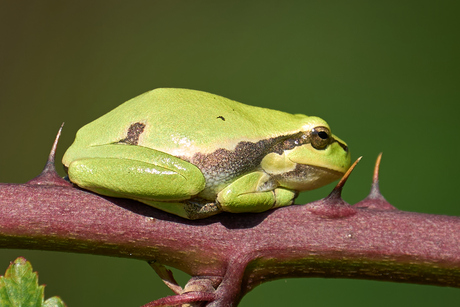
[43,296,66,307]
[0,257,66,307]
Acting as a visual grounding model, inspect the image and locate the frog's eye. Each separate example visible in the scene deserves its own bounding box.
[310,126,331,150]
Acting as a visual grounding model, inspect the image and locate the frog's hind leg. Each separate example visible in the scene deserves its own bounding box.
[66,144,207,207]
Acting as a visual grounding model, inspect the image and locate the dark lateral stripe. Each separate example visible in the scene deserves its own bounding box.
[333,138,349,152]
[269,132,309,154]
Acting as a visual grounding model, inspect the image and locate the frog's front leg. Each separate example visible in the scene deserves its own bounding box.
[216,172,297,213]
[66,144,206,202]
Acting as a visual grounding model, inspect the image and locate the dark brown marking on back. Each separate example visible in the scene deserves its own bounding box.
[118,122,146,145]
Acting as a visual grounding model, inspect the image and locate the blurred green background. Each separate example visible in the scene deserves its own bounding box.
[0,1,459,306]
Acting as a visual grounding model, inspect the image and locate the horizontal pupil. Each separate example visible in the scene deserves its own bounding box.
[318,131,329,139]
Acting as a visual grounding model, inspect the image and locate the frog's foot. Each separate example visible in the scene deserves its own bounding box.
[184,198,222,220]
[138,198,221,220]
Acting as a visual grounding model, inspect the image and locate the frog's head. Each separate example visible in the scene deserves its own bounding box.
[261,116,351,191]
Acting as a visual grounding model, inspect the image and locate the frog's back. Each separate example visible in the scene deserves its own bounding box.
[75,88,313,156]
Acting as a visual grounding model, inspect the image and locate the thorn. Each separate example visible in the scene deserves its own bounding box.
[328,156,362,200]
[27,123,72,187]
[304,157,361,218]
[354,153,396,210]
[367,152,383,198]
[45,122,64,171]
[373,152,382,184]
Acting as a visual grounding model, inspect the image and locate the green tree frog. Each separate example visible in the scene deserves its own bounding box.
[62,88,350,219]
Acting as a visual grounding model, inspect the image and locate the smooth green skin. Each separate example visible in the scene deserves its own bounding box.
[62,88,351,219]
